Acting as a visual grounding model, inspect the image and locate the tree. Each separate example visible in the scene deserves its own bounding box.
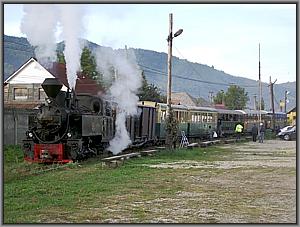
[165,110,178,149]
[224,85,249,110]
[213,90,225,104]
[57,51,65,64]
[138,71,164,102]
[80,47,103,82]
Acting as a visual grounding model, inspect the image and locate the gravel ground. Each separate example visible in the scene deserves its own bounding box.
[136,139,297,223]
[62,139,296,224]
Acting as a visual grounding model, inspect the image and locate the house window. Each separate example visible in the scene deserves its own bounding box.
[39,88,46,100]
[13,88,28,100]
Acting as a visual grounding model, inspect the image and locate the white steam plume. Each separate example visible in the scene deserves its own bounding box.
[20,4,58,68]
[58,5,85,90]
[21,4,85,90]
[95,47,142,154]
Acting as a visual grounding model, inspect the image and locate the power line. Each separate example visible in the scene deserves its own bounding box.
[138,62,266,88]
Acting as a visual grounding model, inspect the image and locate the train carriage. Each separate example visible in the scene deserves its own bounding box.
[188,106,218,139]
[126,103,157,146]
[265,111,287,130]
[237,109,288,134]
[236,110,268,134]
[140,101,218,140]
[216,109,244,136]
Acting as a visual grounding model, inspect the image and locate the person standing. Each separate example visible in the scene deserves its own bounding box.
[251,124,258,142]
[235,123,243,141]
[259,122,265,143]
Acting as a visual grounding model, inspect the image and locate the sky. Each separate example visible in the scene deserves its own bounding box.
[3,3,297,84]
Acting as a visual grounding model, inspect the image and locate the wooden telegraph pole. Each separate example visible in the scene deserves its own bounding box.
[284,90,288,113]
[166,13,183,148]
[167,13,173,120]
[209,91,214,106]
[258,44,262,137]
[269,76,277,131]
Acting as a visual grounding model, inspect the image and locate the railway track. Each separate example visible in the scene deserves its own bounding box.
[101,136,252,168]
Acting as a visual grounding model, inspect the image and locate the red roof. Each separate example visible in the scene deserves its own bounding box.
[47,62,105,96]
[214,104,226,109]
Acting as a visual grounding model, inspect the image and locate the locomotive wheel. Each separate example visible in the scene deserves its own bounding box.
[70,148,79,161]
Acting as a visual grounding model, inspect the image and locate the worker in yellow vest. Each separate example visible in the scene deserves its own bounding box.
[235,123,244,141]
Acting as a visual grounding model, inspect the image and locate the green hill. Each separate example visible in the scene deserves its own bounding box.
[3,34,296,111]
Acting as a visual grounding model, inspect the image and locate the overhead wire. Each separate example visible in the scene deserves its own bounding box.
[138,47,267,88]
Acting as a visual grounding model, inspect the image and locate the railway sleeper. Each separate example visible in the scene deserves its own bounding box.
[140,149,157,156]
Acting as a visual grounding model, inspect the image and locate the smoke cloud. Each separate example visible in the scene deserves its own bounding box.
[21,4,58,68]
[21,4,85,90]
[95,47,142,154]
[58,5,85,90]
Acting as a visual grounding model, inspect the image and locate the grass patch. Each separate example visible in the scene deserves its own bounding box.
[2,146,238,223]
[4,145,24,164]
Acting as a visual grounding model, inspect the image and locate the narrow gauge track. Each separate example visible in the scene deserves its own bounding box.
[101,135,252,167]
[23,135,252,176]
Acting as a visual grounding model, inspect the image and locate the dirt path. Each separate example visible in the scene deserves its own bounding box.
[130,139,297,223]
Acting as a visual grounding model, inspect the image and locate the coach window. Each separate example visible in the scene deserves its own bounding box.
[201,114,205,122]
[207,113,212,122]
[175,111,179,121]
[199,113,203,122]
[212,113,217,122]
[182,112,186,123]
[13,88,28,100]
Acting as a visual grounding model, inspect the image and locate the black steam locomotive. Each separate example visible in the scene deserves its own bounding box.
[23,78,115,163]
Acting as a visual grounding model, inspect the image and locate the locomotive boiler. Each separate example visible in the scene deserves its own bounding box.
[23,78,115,163]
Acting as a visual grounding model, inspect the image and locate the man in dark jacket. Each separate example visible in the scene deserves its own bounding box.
[259,123,266,143]
[251,124,258,142]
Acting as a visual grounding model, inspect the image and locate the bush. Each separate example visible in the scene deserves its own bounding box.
[265,129,276,140]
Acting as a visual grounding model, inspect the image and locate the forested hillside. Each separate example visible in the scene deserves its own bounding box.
[4,35,296,111]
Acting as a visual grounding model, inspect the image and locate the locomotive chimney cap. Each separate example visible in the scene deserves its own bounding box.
[41,78,63,99]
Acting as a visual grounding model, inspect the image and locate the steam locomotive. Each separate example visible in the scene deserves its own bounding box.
[23,78,115,163]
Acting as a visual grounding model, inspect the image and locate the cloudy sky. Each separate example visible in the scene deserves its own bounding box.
[4,3,296,83]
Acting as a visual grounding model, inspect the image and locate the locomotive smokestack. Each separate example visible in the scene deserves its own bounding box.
[42,78,63,99]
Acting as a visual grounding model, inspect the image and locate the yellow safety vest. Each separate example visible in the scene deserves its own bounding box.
[235,124,243,133]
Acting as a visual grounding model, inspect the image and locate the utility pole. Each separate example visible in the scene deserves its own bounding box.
[258,44,262,127]
[269,76,277,131]
[284,90,288,113]
[167,13,173,119]
[166,13,183,148]
[209,91,214,106]
[253,94,257,110]
[125,45,128,59]
[284,90,289,125]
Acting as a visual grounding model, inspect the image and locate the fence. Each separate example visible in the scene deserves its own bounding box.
[4,108,37,145]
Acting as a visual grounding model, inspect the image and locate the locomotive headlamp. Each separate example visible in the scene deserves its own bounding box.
[67,133,72,138]
[46,98,52,104]
[28,132,33,138]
